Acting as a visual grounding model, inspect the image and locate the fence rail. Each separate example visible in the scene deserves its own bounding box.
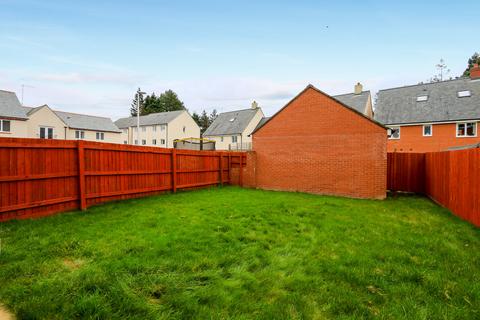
[388,150,480,227]
[0,138,246,222]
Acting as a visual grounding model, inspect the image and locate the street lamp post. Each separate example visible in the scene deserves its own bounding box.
[136,88,146,144]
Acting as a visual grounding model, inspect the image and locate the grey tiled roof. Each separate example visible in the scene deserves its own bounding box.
[0,90,28,119]
[333,91,370,114]
[115,110,184,128]
[55,110,121,132]
[375,77,480,125]
[203,108,259,136]
[22,106,121,132]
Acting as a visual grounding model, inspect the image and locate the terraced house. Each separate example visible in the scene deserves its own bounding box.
[0,90,121,143]
[375,64,480,152]
[115,110,200,148]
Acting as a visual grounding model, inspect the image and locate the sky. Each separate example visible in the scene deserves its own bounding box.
[0,0,478,120]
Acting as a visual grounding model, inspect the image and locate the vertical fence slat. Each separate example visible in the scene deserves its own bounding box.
[77,141,87,210]
[171,149,177,193]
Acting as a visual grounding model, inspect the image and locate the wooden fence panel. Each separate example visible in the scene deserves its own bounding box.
[0,138,246,222]
[387,152,425,193]
[389,150,480,227]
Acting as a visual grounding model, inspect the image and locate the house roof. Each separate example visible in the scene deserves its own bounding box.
[333,91,370,114]
[114,110,184,128]
[253,117,271,132]
[23,105,121,132]
[251,85,385,135]
[203,108,260,136]
[374,77,480,125]
[0,90,28,119]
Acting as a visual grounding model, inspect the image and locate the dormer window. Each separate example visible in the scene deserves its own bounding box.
[229,118,235,122]
[416,95,428,102]
[457,90,471,98]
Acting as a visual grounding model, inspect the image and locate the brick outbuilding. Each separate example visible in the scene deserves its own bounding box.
[250,85,387,199]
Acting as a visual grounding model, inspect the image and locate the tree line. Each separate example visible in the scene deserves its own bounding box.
[130,89,218,134]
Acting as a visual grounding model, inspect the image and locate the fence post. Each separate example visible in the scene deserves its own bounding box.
[171,149,177,192]
[228,153,231,184]
[77,141,87,210]
[239,153,243,187]
[219,153,223,186]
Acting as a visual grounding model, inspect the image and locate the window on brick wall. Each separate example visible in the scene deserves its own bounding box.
[423,125,432,137]
[456,122,477,137]
[388,127,400,139]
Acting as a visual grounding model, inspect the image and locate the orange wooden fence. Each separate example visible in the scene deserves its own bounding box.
[0,138,246,222]
[388,150,480,227]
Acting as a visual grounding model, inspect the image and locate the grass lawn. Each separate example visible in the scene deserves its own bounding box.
[0,187,479,319]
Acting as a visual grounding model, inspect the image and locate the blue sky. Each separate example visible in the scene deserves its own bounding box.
[0,0,477,119]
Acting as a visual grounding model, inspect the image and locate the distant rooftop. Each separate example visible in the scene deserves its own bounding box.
[203,108,260,136]
[115,110,184,128]
[0,90,28,119]
[375,77,480,125]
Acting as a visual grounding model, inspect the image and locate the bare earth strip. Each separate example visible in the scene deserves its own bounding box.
[0,306,14,320]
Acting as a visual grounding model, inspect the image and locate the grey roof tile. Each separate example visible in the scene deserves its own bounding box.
[0,90,28,119]
[333,91,369,114]
[22,105,121,132]
[203,108,259,136]
[375,77,480,124]
[115,110,184,128]
[55,110,121,132]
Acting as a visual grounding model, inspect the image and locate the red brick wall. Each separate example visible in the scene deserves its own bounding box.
[252,87,387,199]
[388,123,480,152]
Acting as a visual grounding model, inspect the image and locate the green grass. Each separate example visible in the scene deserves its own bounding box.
[0,187,479,319]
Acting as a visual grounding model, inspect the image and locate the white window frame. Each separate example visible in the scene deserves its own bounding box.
[0,119,11,132]
[232,135,238,143]
[422,124,432,137]
[160,139,166,145]
[39,126,54,139]
[456,122,477,138]
[457,90,471,98]
[416,95,428,102]
[152,139,157,145]
[142,139,146,145]
[75,130,85,139]
[388,126,400,140]
[183,126,186,133]
[96,132,105,140]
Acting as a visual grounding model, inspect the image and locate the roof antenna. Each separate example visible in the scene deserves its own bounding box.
[21,84,35,105]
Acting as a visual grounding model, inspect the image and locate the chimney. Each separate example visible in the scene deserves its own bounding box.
[354,82,363,95]
[251,100,259,109]
[470,64,480,80]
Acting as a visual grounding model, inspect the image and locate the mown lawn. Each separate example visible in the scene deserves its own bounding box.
[0,187,479,319]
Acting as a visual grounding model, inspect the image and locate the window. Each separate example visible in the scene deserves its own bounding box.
[153,125,157,132]
[183,126,186,133]
[152,139,157,145]
[457,90,471,98]
[160,139,166,145]
[142,139,146,145]
[416,95,428,102]
[388,127,400,139]
[39,127,54,139]
[0,119,11,132]
[75,130,85,139]
[161,125,165,131]
[232,136,238,143]
[423,125,432,137]
[124,140,128,144]
[135,140,138,145]
[457,122,477,137]
[142,126,146,132]
[220,136,224,142]
[96,132,105,140]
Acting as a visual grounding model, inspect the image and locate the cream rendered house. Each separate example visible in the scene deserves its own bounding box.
[203,102,264,150]
[0,90,29,138]
[22,105,122,142]
[115,110,200,148]
[0,89,122,142]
